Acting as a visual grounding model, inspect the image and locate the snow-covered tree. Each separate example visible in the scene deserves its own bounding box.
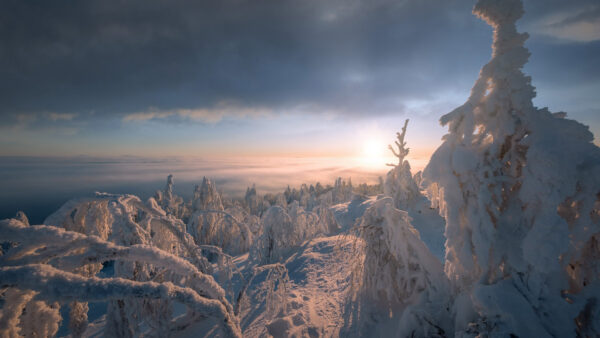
[244,184,270,216]
[251,206,297,264]
[423,0,600,336]
[225,204,263,240]
[40,192,227,336]
[192,176,224,212]
[188,177,252,255]
[345,198,450,336]
[384,120,420,210]
[155,174,187,219]
[0,218,241,337]
[274,193,288,208]
[332,177,353,204]
[287,201,323,238]
[313,201,341,234]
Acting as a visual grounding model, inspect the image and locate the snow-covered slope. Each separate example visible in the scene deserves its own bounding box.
[241,235,357,338]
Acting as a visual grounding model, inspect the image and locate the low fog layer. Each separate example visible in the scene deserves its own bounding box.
[0,156,399,224]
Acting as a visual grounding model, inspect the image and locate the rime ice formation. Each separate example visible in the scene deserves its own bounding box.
[187,177,253,255]
[0,218,240,337]
[192,176,224,212]
[155,174,188,219]
[245,184,270,216]
[332,177,353,204]
[383,120,447,261]
[424,0,600,336]
[38,192,244,335]
[2,1,599,337]
[384,119,420,211]
[314,201,342,234]
[252,206,296,264]
[345,198,450,336]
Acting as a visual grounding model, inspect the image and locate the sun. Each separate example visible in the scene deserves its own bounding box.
[360,138,387,167]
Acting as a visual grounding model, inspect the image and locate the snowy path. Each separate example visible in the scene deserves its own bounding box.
[282,236,355,337]
[242,235,358,337]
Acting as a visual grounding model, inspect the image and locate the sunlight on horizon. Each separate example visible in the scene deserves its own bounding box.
[360,136,390,168]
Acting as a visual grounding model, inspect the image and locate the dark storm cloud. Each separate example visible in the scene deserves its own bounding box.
[0,0,485,119]
[0,0,598,122]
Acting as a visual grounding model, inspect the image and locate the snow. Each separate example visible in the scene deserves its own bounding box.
[243,235,357,337]
[2,0,599,336]
[0,264,241,337]
[422,0,600,335]
[0,218,240,337]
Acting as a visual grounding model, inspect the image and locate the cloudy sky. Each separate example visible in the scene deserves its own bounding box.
[1,0,599,162]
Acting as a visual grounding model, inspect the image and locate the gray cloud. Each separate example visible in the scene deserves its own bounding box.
[0,0,598,124]
[0,0,485,119]
[526,2,600,42]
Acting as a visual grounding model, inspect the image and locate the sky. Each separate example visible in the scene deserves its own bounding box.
[1,0,599,167]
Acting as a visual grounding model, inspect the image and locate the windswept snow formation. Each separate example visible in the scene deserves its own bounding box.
[424,0,600,336]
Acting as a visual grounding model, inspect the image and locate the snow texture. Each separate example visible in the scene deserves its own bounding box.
[2,1,599,337]
[343,197,450,337]
[188,177,253,255]
[0,215,240,337]
[423,0,600,336]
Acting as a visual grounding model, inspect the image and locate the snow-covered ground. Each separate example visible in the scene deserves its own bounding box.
[242,235,357,337]
[47,193,444,337]
[2,0,600,337]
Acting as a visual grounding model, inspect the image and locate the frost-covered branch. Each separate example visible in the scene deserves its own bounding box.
[0,219,241,337]
[0,220,224,300]
[387,119,410,167]
[0,264,241,338]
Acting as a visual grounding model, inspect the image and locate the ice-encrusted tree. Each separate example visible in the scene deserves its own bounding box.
[287,201,323,239]
[332,177,353,204]
[384,119,420,210]
[188,177,252,255]
[155,174,187,219]
[251,206,296,264]
[387,119,410,167]
[192,177,224,212]
[0,218,241,337]
[423,0,600,336]
[41,192,224,336]
[345,197,450,336]
[313,201,341,234]
[245,184,271,216]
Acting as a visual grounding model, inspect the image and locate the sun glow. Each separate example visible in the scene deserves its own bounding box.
[360,137,389,168]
